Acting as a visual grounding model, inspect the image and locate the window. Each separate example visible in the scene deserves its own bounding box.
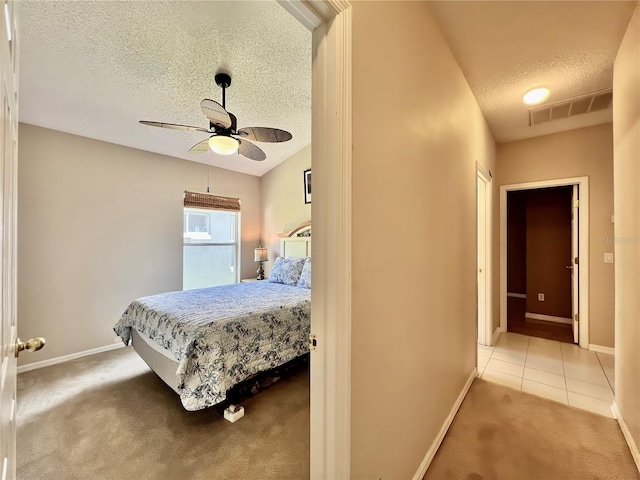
[183,191,240,290]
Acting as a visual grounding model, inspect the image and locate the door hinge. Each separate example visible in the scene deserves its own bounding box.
[574,257,579,265]
[574,200,580,208]
[575,314,580,323]
[309,334,317,351]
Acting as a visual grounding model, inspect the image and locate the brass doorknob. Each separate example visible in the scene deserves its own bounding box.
[15,337,46,357]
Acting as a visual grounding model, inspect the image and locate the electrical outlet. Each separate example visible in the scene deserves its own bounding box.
[538,293,544,301]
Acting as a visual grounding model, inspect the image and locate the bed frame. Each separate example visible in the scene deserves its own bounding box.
[131,329,181,393]
[279,222,311,258]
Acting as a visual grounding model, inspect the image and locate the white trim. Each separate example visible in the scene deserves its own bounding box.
[612,402,640,473]
[276,1,323,31]
[476,161,492,182]
[491,328,502,346]
[500,176,590,348]
[589,344,615,356]
[308,1,352,479]
[412,369,477,480]
[524,312,573,325]
[507,292,526,299]
[17,343,124,374]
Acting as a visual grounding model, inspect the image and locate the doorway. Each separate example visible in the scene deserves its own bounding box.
[6,2,354,479]
[506,186,574,343]
[500,177,589,348]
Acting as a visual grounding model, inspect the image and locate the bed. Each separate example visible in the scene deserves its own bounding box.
[113,225,311,411]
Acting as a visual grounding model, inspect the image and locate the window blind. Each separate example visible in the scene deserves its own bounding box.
[183,191,240,212]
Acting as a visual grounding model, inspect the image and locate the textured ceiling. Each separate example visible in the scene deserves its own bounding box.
[428,1,637,144]
[20,2,636,167]
[18,0,311,177]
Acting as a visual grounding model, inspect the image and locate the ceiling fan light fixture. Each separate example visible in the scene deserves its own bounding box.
[523,87,550,105]
[208,135,238,155]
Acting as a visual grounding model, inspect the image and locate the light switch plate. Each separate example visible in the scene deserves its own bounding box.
[604,253,614,263]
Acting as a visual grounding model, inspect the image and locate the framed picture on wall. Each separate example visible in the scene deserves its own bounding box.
[304,169,311,204]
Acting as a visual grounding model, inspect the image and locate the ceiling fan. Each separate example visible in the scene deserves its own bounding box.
[139,73,292,162]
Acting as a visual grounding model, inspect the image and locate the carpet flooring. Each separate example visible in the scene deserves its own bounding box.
[424,378,639,480]
[19,349,638,480]
[17,347,309,480]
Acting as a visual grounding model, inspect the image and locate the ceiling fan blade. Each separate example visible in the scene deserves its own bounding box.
[201,99,232,130]
[237,127,292,143]
[188,137,211,155]
[140,120,210,133]
[238,138,266,162]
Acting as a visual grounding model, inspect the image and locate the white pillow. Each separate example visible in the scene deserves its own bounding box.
[296,258,311,289]
[268,256,306,286]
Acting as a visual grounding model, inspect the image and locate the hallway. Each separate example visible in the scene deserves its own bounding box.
[424,378,638,480]
[478,333,614,417]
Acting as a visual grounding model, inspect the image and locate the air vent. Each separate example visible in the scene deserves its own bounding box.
[529,89,612,126]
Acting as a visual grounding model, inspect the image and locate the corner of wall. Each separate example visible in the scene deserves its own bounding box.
[259,145,312,274]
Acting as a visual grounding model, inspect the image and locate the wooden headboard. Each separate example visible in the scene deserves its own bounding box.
[278,222,311,259]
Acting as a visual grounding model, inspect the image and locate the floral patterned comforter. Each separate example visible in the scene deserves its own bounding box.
[113,281,310,411]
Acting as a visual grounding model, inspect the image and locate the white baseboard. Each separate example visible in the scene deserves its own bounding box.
[589,344,615,356]
[507,292,526,299]
[491,328,502,346]
[17,342,124,374]
[525,312,572,325]
[412,368,477,480]
[612,402,640,473]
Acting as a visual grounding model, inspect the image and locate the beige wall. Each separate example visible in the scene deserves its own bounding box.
[18,124,261,365]
[260,144,311,276]
[525,188,573,318]
[351,2,496,477]
[496,124,615,347]
[613,5,640,464]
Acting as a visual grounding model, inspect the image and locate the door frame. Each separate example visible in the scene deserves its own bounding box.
[477,164,493,346]
[278,1,353,478]
[499,176,589,348]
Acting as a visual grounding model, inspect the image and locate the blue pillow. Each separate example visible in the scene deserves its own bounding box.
[268,256,306,286]
[297,258,311,289]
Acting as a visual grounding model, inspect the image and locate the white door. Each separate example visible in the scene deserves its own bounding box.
[0,2,18,478]
[477,169,492,346]
[571,185,580,344]
[477,175,486,345]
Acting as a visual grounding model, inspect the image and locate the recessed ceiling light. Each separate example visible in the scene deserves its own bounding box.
[523,88,550,105]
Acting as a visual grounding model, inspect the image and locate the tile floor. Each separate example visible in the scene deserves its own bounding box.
[478,332,616,418]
